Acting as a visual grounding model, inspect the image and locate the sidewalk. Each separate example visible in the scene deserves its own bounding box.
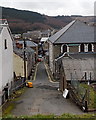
[44,62,59,83]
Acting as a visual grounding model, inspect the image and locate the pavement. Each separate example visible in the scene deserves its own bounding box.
[11,62,83,116]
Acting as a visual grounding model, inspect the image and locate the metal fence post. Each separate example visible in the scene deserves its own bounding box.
[85,89,88,112]
[85,100,88,112]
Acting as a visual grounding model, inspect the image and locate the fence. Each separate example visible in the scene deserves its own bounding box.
[9,77,25,94]
[1,77,25,106]
[70,80,87,109]
[69,72,96,112]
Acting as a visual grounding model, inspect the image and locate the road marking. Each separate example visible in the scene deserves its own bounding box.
[44,62,59,84]
[33,63,39,81]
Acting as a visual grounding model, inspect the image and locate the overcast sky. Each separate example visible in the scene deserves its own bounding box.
[0,0,95,16]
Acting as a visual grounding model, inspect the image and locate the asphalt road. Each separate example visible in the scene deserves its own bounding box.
[11,62,83,116]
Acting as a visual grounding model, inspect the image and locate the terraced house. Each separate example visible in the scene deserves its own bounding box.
[0,19,13,105]
[13,40,37,80]
[48,20,96,79]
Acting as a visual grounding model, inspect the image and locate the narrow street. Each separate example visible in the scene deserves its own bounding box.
[11,62,83,116]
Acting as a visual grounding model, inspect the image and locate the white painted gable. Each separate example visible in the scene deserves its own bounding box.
[0,24,13,92]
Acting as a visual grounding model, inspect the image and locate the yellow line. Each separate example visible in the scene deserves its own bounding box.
[44,62,59,84]
[33,63,39,81]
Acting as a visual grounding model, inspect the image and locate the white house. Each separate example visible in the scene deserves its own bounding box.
[0,19,13,105]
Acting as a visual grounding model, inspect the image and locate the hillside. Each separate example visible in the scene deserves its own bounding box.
[1,6,94,33]
[1,6,73,33]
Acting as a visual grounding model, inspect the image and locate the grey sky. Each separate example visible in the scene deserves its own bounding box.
[0,0,95,16]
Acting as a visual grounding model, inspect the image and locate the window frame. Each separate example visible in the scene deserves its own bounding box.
[4,39,7,49]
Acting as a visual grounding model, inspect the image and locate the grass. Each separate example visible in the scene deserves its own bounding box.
[2,113,96,119]
[2,103,15,116]
[88,87,96,109]
[80,83,96,110]
[59,113,96,119]
[2,87,27,117]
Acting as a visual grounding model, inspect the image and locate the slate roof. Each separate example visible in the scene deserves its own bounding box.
[68,52,96,59]
[49,20,95,44]
[14,47,34,59]
[15,40,38,47]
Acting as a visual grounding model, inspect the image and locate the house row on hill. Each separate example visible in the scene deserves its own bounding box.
[22,29,52,39]
[13,29,54,43]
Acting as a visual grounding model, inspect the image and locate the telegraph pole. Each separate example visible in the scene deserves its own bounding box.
[24,38,26,82]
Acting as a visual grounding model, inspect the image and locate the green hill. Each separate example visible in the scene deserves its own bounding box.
[1,6,73,33]
[2,6,46,23]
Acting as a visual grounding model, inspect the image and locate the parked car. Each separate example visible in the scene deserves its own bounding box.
[37,55,43,62]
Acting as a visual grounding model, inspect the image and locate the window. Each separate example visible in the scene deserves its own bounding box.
[4,39,7,49]
[80,44,84,52]
[63,45,67,53]
[88,43,92,52]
